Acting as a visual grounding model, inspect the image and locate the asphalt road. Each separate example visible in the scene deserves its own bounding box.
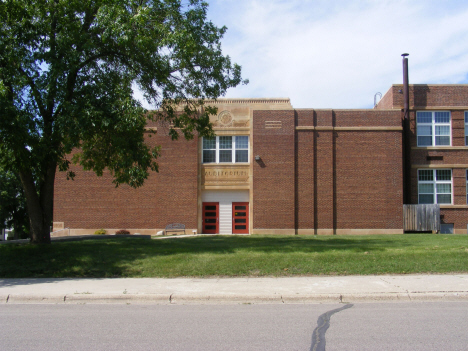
[1,302,467,350]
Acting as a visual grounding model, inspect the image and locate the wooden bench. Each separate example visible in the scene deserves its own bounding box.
[164,223,186,235]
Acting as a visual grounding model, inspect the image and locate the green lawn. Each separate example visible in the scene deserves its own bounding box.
[1,234,467,278]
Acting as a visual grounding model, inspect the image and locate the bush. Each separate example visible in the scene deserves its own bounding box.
[94,229,107,235]
[115,229,130,235]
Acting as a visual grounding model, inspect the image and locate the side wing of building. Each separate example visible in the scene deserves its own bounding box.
[377,84,468,234]
[53,97,406,235]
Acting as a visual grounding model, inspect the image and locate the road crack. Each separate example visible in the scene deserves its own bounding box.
[310,304,353,351]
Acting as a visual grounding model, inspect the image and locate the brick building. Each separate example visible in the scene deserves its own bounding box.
[376,84,468,234]
[53,83,468,235]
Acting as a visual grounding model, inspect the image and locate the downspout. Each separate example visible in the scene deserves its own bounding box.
[402,53,411,204]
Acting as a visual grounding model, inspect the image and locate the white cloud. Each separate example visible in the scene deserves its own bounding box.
[207,0,468,108]
[135,1,468,109]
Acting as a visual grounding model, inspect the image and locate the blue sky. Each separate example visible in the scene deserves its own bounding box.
[204,0,468,108]
[134,1,468,109]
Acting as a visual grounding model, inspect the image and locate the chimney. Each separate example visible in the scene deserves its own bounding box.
[402,53,409,119]
[401,53,411,204]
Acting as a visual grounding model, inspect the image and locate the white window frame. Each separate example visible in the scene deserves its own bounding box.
[465,111,468,146]
[416,111,451,147]
[418,169,452,205]
[202,136,249,164]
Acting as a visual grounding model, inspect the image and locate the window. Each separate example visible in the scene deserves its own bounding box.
[418,169,452,204]
[440,223,454,234]
[465,112,468,145]
[235,136,248,162]
[219,136,232,162]
[202,136,249,163]
[202,137,216,163]
[416,111,451,146]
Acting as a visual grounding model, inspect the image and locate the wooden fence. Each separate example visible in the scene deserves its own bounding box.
[403,204,440,232]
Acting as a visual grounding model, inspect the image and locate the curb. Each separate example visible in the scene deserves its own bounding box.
[3,292,468,304]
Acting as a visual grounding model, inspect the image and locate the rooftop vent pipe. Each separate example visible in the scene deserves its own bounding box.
[374,92,382,108]
[401,53,411,204]
[402,53,409,120]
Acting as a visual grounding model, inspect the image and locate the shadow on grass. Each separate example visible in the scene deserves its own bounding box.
[0,234,457,279]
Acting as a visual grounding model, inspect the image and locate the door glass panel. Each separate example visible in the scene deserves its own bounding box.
[205,212,216,217]
[234,206,246,210]
[205,218,216,223]
[235,219,246,223]
[206,225,216,230]
[235,212,246,216]
[206,206,216,210]
[235,225,246,229]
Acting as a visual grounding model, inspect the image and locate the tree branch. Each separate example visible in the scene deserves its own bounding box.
[16,66,48,119]
[45,0,58,118]
[53,49,133,119]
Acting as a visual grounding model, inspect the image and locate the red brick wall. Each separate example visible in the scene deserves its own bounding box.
[315,110,334,230]
[377,85,468,109]
[252,110,295,230]
[296,110,315,230]
[334,130,403,229]
[53,123,198,230]
[452,169,467,206]
[333,110,402,127]
[295,109,403,232]
[412,149,468,166]
[441,208,468,232]
[296,129,315,229]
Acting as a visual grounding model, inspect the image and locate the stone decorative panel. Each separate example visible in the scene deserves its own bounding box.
[218,110,233,126]
[202,165,250,186]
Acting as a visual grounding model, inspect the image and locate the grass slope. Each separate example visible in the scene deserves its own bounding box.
[0,234,467,278]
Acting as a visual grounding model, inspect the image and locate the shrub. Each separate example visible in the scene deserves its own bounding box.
[115,229,130,235]
[94,229,107,235]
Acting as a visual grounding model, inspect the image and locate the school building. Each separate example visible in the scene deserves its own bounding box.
[53,77,468,235]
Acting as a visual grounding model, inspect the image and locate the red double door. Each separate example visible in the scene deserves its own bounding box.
[202,202,249,234]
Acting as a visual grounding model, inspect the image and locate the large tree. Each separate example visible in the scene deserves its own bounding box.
[0,0,245,243]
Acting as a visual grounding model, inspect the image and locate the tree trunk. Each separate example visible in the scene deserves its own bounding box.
[19,162,56,244]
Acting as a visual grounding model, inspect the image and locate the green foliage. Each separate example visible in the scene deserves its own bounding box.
[0,0,245,242]
[94,229,107,235]
[0,165,29,238]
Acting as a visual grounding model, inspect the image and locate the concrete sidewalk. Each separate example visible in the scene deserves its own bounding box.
[1,275,468,304]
